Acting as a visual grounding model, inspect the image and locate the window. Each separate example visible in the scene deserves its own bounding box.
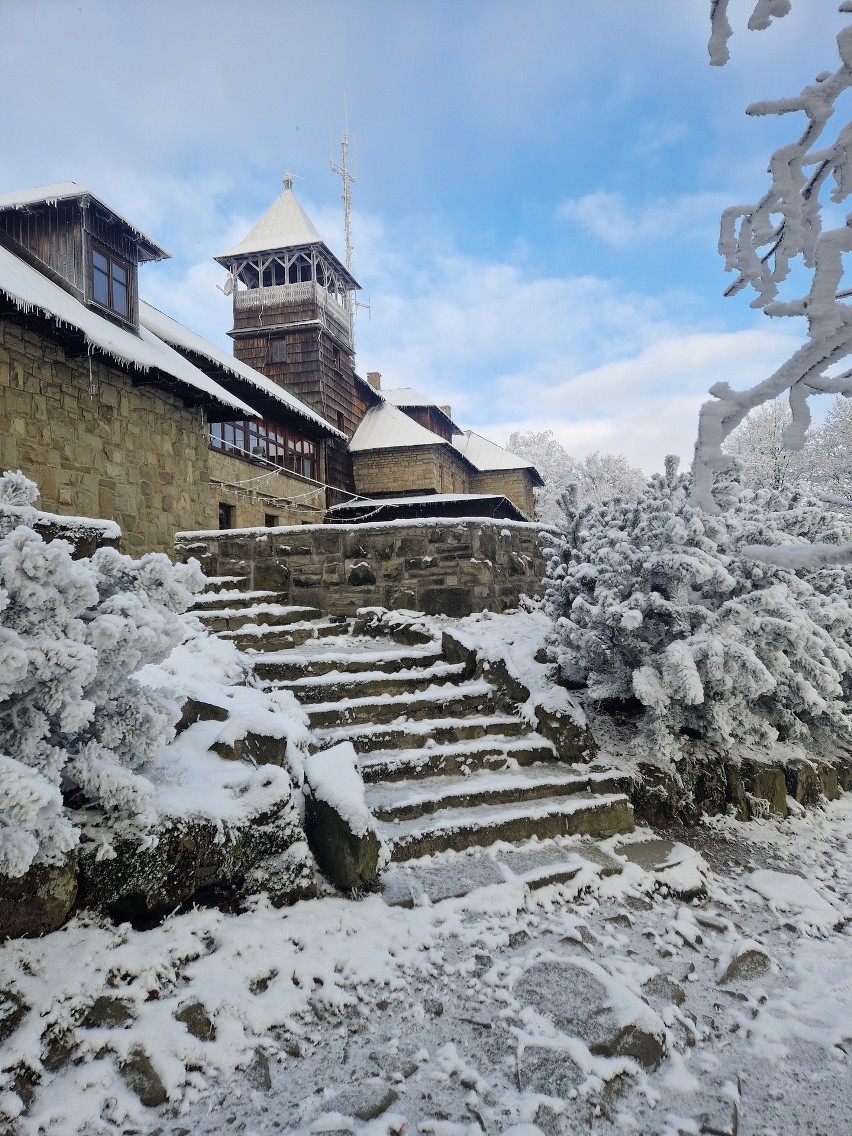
[264,514,279,527]
[218,502,234,530]
[91,245,129,319]
[269,337,287,364]
[209,419,318,479]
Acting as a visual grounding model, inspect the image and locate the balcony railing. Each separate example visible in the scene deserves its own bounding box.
[235,281,351,345]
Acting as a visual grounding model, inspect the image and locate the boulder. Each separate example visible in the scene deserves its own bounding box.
[784,758,821,807]
[76,780,315,927]
[303,742,382,891]
[0,854,77,940]
[514,958,665,1071]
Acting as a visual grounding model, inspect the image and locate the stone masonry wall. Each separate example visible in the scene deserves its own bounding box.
[0,318,212,557]
[470,469,536,520]
[176,518,551,616]
[352,445,471,499]
[209,450,325,529]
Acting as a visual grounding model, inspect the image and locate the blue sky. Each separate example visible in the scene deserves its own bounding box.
[2,0,848,471]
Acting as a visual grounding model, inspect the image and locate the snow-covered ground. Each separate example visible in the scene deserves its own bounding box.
[3,800,851,1136]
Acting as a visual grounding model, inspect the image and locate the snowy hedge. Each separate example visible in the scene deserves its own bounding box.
[545,458,852,762]
[0,471,204,877]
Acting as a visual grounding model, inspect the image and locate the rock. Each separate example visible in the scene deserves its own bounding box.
[211,729,286,766]
[718,948,769,986]
[244,1048,272,1091]
[740,761,787,816]
[175,1001,216,1041]
[518,1045,585,1097]
[81,996,133,1029]
[303,749,381,891]
[347,562,377,587]
[424,998,444,1017]
[471,952,493,976]
[176,697,229,734]
[333,1083,399,1121]
[643,974,686,1008]
[41,1025,77,1072]
[515,959,664,1070]
[0,854,77,940]
[119,1049,168,1108]
[0,991,28,1044]
[696,1083,740,1136]
[784,758,821,807]
[76,786,315,927]
[818,764,840,801]
[724,762,749,821]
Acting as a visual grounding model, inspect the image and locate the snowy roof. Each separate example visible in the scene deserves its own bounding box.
[139,302,345,439]
[382,387,435,408]
[452,430,544,484]
[349,402,457,453]
[0,243,255,417]
[328,493,504,510]
[215,175,324,261]
[0,181,169,262]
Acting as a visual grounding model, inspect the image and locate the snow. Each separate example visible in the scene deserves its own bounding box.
[214,180,326,261]
[304,741,375,837]
[0,181,167,260]
[349,401,454,453]
[177,516,544,540]
[0,245,255,418]
[452,429,542,481]
[5,799,852,1134]
[139,301,345,438]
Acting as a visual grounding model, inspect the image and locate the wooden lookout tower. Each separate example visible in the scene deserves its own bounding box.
[214,173,364,495]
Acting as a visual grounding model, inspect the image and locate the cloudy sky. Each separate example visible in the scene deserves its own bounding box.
[2,0,847,471]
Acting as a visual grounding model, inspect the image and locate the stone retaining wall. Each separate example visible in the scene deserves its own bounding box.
[175,518,553,616]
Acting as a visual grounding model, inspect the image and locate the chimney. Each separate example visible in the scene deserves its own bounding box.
[439,405,452,419]
[367,371,382,390]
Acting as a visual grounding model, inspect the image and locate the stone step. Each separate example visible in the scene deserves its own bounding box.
[198,575,250,594]
[276,661,468,704]
[358,735,560,782]
[366,764,634,823]
[303,679,498,729]
[222,621,348,652]
[380,837,624,907]
[190,588,282,612]
[380,794,634,862]
[196,604,323,633]
[315,712,531,754]
[253,643,445,682]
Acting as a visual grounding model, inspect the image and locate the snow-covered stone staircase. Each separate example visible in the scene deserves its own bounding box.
[190,579,635,895]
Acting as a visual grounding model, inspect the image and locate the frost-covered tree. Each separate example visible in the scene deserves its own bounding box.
[722,399,814,491]
[546,457,852,762]
[695,1,852,525]
[808,395,852,501]
[506,430,644,524]
[0,471,204,878]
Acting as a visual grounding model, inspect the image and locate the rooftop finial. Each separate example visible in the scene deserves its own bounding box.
[282,170,294,191]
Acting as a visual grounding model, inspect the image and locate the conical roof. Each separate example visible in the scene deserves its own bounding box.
[215,173,324,261]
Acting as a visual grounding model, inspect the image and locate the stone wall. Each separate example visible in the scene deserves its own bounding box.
[0,318,212,557]
[209,449,325,529]
[470,468,536,520]
[352,445,472,499]
[176,518,551,616]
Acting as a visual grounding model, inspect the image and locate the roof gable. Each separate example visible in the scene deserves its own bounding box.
[0,181,169,263]
[349,402,449,452]
[452,429,544,485]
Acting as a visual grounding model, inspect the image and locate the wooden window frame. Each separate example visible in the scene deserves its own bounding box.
[269,336,287,364]
[209,419,318,479]
[90,241,131,321]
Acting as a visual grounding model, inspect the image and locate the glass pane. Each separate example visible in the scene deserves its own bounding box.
[111,262,127,285]
[112,280,128,317]
[93,266,109,306]
[93,250,108,272]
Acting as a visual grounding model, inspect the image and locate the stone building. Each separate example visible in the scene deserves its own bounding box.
[0,177,543,553]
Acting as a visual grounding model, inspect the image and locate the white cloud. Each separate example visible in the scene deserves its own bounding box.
[557,191,731,249]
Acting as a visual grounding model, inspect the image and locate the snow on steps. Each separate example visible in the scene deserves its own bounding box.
[379,794,633,862]
[380,836,624,906]
[189,587,635,868]
[366,763,633,822]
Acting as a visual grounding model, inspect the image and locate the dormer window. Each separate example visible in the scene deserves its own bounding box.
[91,245,129,319]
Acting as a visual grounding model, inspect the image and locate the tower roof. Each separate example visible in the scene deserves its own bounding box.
[215,173,325,261]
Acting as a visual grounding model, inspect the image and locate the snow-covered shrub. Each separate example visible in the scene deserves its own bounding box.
[546,457,852,763]
[0,471,204,877]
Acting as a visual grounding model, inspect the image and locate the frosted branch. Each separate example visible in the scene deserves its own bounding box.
[709,0,792,67]
[694,13,852,511]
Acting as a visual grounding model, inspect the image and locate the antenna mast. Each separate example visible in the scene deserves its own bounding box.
[330,95,370,345]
